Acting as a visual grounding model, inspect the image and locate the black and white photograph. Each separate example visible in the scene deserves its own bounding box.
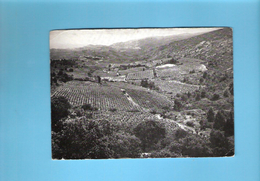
[50,28,234,159]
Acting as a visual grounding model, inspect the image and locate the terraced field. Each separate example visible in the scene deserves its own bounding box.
[155,67,186,79]
[127,70,154,80]
[118,67,146,75]
[154,80,201,95]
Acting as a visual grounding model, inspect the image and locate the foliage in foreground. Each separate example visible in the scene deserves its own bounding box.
[52,118,142,159]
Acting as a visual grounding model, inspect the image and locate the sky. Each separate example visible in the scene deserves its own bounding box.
[50,28,221,49]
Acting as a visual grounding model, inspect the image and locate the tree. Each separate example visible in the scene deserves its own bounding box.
[53,118,112,159]
[223,88,230,97]
[195,92,201,101]
[169,58,179,64]
[174,99,183,111]
[213,111,226,131]
[210,129,229,156]
[181,94,188,102]
[186,121,195,128]
[199,78,204,84]
[81,103,92,110]
[201,91,206,98]
[180,135,213,157]
[203,72,208,78]
[183,77,188,83]
[104,132,142,158]
[51,96,71,132]
[207,107,215,122]
[133,120,166,152]
[211,93,220,101]
[57,69,64,76]
[229,82,234,95]
[87,72,92,77]
[52,117,143,159]
[224,109,234,137]
[150,149,181,158]
[174,128,188,139]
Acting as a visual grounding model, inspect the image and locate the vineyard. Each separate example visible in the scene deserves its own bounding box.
[127,70,154,80]
[125,88,173,110]
[92,111,180,134]
[108,82,174,110]
[51,80,174,112]
[52,81,141,111]
[154,80,201,95]
[118,67,146,75]
[155,67,186,79]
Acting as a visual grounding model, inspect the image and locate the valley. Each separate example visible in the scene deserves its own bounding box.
[51,27,234,159]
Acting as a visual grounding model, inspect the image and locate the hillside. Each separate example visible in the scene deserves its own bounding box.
[146,28,233,71]
[110,33,201,51]
[51,28,234,159]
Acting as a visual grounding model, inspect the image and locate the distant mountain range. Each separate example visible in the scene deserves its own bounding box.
[50,28,232,69]
[110,33,201,51]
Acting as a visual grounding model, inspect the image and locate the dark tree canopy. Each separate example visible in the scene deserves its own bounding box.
[207,107,215,122]
[51,96,71,132]
[224,109,234,137]
[174,99,183,111]
[52,118,142,159]
[210,129,230,156]
[133,120,166,152]
[213,111,226,131]
[180,135,212,157]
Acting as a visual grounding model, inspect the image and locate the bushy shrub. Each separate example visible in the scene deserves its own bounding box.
[189,69,195,74]
[109,108,117,112]
[200,120,212,130]
[169,58,179,64]
[223,89,230,97]
[181,94,188,102]
[211,93,220,101]
[201,91,206,98]
[104,132,142,158]
[81,104,98,111]
[150,149,181,158]
[174,99,183,111]
[186,121,195,128]
[175,128,188,139]
[141,80,158,90]
[210,129,230,156]
[203,72,207,78]
[213,111,226,131]
[180,135,213,157]
[224,109,234,137]
[52,118,142,159]
[229,82,234,95]
[51,96,71,132]
[81,104,92,110]
[195,93,201,101]
[133,120,166,152]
